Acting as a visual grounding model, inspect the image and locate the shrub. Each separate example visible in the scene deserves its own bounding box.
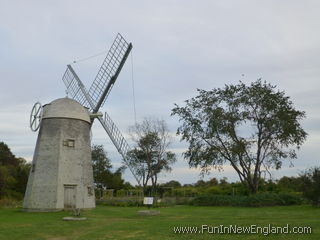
[203,186,224,195]
[190,193,302,207]
[191,195,235,206]
[300,167,320,207]
[164,187,198,197]
[0,197,22,208]
[97,198,143,207]
[243,193,302,207]
[96,196,194,207]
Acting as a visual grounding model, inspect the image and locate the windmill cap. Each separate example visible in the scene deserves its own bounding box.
[42,98,90,123]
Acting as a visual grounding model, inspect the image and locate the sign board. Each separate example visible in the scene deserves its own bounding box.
[143,197,154,205]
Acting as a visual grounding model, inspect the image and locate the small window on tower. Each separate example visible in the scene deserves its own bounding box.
[63,139,75,148]
[68,140,75,147]
[87,186,93,196]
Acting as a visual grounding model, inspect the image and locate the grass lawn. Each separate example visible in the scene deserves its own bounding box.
[0,205,319,240]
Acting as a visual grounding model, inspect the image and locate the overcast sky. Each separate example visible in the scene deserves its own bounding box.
[0,0,319,185]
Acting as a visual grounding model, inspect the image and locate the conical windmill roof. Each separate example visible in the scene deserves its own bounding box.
[42,98,90,123]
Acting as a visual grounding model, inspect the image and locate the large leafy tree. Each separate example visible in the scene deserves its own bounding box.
[128,118,176,194]
[172,80,307,193]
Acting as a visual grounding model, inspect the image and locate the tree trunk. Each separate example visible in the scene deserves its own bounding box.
[246,178,258,194]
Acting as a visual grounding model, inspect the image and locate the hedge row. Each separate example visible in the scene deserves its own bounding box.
[190,193,303,207]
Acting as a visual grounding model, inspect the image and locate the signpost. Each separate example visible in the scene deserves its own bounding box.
[143,197,154,209]
[138,197,159,216]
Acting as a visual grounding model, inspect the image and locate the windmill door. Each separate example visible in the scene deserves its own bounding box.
[64,185,77,209]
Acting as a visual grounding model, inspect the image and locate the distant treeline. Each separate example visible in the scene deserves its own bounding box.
[157,171,319,206]
[158,176,308,197]
[0,141,319,207]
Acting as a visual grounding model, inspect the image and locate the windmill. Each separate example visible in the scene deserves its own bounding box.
[62,33,141,185]
[24,97,96,211]
[23,33,140,212]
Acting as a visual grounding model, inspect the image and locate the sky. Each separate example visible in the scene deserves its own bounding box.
[0,0,319,185]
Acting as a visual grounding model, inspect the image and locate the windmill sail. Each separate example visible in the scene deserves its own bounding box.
[98,113,141,185]
[62,65,93,110]
[62,48,141,185]
[89,33,132,112]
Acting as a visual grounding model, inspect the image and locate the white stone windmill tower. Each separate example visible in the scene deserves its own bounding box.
[23,33,140,212]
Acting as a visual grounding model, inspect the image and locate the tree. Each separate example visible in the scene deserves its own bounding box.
[277,176,304,192]
[0,142,31,199]
[172,80,307,193]
[300,167,320,206]
[92,144,112,188]
[0,142,18,166]
[91,144,125,192]
[162,180,182,188]
[127,118,176,194]
[12,158,31,195]
[194,180,206,188]
[207,178,219,186]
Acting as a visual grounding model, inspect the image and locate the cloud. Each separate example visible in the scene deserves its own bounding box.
[1,0,319,184]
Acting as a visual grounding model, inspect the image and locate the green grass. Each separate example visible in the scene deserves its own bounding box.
[0,205,319,240]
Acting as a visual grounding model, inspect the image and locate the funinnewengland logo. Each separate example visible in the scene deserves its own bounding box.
[173,224,312,236]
